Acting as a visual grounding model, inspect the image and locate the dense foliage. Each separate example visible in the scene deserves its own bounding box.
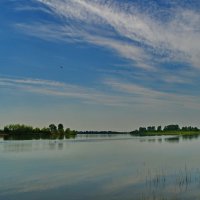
[1,124,77,140]
[130,124,200,136]
[1,123,200,139]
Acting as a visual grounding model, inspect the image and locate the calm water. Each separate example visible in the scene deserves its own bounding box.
[0,135,200,200]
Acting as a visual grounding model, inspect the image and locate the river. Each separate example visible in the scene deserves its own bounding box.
[0,135,200,200]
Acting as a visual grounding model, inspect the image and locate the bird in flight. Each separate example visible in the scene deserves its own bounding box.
[59,65,63,69]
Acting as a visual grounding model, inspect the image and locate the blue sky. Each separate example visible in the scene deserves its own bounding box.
[0,0,200,131]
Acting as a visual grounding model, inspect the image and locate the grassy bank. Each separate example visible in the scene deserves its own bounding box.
[131,131,200,136]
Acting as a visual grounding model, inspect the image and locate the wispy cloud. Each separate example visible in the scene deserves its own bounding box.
[1,75,200,110]
[104,78,200,109]
[15,5,52,14]
[10,1,200,112]
[0,76,129,106]
[16,0,200,71]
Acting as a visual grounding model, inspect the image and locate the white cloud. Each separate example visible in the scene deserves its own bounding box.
[11,0,200,112]
[1,75,200,115]
[0,77,65,87]
[17,0,200,71]
[104,78,200,109]
[15,5,52,14]
[0,76,129,106]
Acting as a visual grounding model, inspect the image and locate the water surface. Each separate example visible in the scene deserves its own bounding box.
[0,135,200,200]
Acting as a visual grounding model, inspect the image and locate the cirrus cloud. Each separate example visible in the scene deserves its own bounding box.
[16,0,200,71]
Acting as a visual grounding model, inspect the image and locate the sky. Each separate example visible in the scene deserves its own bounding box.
[0,0,200,131]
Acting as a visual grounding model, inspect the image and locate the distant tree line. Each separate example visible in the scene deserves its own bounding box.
[78,131,128,134]
[130,124,199,135]
[1,123,77,140]
[1,123,200,139]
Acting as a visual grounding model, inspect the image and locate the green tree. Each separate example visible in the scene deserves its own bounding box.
[41,127,50,134]
[164,125,180,131]
[139,127,146,132]
[58,123,64,133]
[4,124,33,135]
[49,124,57,134]
[147,126,155,131]
[65,128,70,134]
[157,126,162,131]
[33,127,41,133]
[4,126,9,133]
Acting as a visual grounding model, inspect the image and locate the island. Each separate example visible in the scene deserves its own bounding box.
[0,124,77,140]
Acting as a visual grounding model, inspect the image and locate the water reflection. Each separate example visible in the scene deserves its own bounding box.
[2,140,68,152]
[164,136,180,143]
[2,135,200,154]
[1,135,200,200]
[3,133,200,144]
[138,166,200,200]
[3,134,76,141]
[148,138,156,142]
[182,134,200,140]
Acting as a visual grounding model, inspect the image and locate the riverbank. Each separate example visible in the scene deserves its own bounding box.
[130,131,200,136]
